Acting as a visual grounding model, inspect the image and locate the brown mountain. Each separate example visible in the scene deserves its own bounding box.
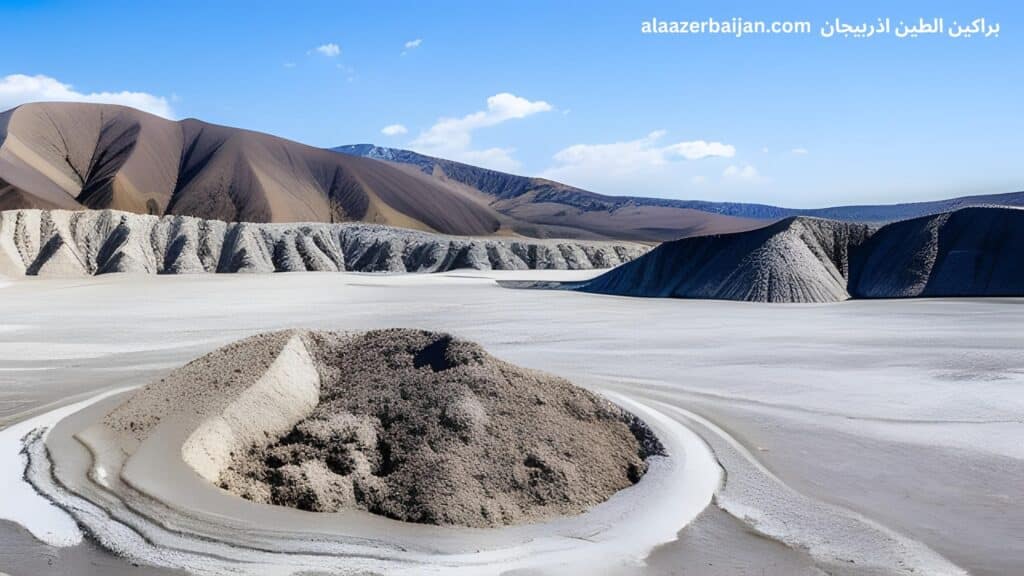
[0,102,762,241]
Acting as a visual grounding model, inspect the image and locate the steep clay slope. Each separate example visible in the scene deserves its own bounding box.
[579,207,1024,302]
[0,209,646,276]
[850,207,1024,298]
[579,217,874,303]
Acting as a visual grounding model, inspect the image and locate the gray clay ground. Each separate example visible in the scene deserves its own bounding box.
[2,271,1023,575]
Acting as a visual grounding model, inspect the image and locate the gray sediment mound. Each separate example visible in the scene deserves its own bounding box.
[579,216,874,303]
[217,329,661,527]
[0,209,647,276]
[579,206,1024,302]
[849,207,1024,298]
[94,330,662,529]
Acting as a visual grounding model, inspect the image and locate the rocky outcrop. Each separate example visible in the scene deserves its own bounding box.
[579,207,1024,302]
[0,209,648,276]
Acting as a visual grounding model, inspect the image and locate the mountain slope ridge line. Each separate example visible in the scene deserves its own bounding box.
[0,102,757,242]
[336,144,1024,223]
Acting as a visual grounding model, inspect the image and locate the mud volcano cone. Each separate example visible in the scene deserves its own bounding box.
[102,329,662,528]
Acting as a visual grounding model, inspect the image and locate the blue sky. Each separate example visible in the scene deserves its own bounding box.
[1,0,1021,207]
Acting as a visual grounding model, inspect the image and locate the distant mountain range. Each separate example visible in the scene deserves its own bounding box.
[336,144,1024,224]
[2,103,1021,246]
[0,102,758,243]
[0,102,510,237]
[579,206,1024,302]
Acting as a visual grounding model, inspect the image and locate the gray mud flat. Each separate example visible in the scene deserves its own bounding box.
[1,271,1022,575]
[0,520,186,576]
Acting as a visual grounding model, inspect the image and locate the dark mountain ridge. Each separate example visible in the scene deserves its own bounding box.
[578,206,1024,302]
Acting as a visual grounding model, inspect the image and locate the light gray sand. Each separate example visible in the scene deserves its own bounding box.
[1,271,1022,574]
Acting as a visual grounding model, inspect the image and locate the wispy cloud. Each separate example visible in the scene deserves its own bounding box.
[409,92,552,171]
[791,147,809,155]
[313,43,341,57]
[283,62,297,69]
[401,39,423,56]
[547,130,733,170]
[0,73,173,118]
[381,124,408,136]
[722,164,763,183]
[540,130,736,196]
[332,62,357,82]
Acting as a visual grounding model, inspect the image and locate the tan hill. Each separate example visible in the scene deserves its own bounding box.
[0,102,760,242]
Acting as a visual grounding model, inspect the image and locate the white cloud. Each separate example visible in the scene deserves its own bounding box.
[283,61,297,68]
[0,73,173,118]
[540,130,737,196]
[381,123,408,136]
[459,147,521,172]
[314,43,341,57]
[409,92,552,171]
[722,164,762,182]
[401,39,423,55]
[547,130,733,173]
[664,139,737,160]
[791,147,809,155]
